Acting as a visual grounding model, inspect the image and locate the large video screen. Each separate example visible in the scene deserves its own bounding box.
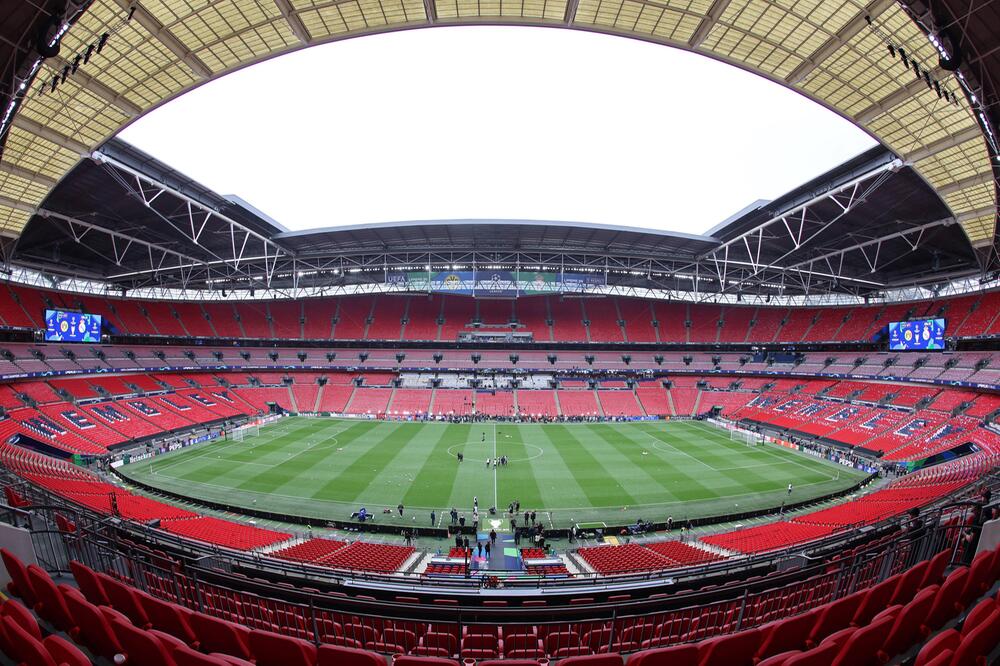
[888,318,945,351]
[44,309,103,343]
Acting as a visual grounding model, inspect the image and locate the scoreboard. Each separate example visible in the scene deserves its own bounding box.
[888,318,945,351]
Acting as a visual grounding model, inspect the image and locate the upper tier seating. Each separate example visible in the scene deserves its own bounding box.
[2,284,998,343]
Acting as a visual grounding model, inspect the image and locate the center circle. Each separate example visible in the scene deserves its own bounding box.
[446,442,544,463]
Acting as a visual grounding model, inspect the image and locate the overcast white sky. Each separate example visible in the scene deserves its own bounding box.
[119,26,878,235]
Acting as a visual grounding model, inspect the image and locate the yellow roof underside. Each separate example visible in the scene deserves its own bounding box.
[1,0,995,245]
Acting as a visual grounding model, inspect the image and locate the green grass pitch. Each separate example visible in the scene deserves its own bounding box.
[119,418,868,528]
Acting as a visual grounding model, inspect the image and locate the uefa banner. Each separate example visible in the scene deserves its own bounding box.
[387,270,604,296]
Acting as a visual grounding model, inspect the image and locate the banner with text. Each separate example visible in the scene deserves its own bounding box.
[386,270,605,296]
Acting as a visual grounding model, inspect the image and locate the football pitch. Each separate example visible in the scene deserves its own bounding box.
[119,418,868,528]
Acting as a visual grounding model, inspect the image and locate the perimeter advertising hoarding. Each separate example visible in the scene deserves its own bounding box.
[386,270,605,295]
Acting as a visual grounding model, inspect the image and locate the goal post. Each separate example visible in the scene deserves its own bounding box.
[730,427,762,447]
[231,423,259,441]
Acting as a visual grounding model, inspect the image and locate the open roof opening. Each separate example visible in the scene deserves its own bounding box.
[118,26,878,235]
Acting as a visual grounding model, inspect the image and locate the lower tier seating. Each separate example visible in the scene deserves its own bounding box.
[160,516,291,551]
[2,540,997,666]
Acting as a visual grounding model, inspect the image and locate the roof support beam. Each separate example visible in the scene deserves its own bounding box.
[784,0,896,86]
[905,125,986,162]
[564,0,579,24]
[113,0,212,78]
[272,0,312,42]
[0,162,58,188]
[93,149,291,259]
[49,57,142,117]
[783,217,955,272]
[37,209,208,268]
[956,206,998,222]
[688,0,732,48]
[11,115,90,155]
[697,159,900,262]
[853,68,946,125]
[937,172,998,197]
[0,194,38,213]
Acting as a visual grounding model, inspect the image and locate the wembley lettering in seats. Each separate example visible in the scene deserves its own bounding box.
[61,410,95,430]
[188,393,215,407]
[896,419,928,437]
[161,397,190,411]
[91,405,129,423]
[127,400,159,416]
[927,424,963,442]
[799,403,825,416]
[826,406,860,422]
[860,413,886,430]
[22,415,66,437]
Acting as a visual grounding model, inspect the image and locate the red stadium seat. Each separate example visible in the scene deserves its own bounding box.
[627,643,699,665]
[139,594,199,647]
[69,561,109,606]
[394,656,462,666]
[95,571,151,628]
[756,608,821,659]
[1,548,37,607]
[851,575,899,626]
[697,627,760,666]
[558,655,625,666]
[960,550,997,604]
[189,612,253,661]
[108,615,177,666]
[949,607,1000,666]
[914,630,961,666]
[317,644,385,666]
[248,628,317,666]
[170,643,252,666]
[806,591,864,648]
[923,568,970,633]
[828,612,894,666]
[1,614,58,666]
[878,586,939,660]
[25,565,73,631]
[60,586,123,659]
[42,635,91,666]
[919,551,951,589]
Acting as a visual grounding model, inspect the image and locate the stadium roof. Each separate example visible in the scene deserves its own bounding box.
[0,0,997,294]
[5,138,976,297]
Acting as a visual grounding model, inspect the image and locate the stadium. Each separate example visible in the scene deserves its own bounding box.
[0,1,999,665]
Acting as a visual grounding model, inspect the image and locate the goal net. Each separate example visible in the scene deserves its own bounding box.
[232,424,259,441]
[730,427,762,446]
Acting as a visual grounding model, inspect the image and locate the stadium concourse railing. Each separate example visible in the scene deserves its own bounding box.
[5,499,995,660]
